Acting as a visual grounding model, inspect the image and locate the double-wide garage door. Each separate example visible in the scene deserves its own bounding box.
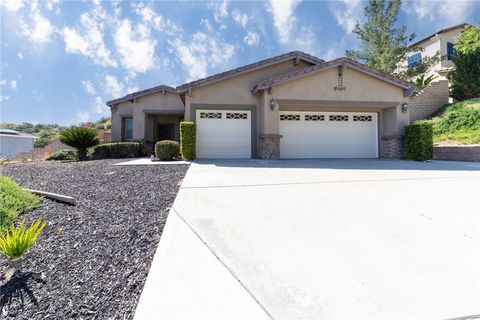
[196,110,251,159]
[280,111,378,158]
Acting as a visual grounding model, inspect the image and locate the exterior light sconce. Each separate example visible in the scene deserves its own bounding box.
[401,102,409,113]
[270,99,278,111]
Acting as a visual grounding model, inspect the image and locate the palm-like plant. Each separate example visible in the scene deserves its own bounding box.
[59,127,99,160]
[415,74,437,89]
[0,219,46,262]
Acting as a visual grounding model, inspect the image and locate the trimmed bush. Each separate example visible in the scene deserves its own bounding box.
[155,140,180,161]
[59,127,100,161]
[45,149,77,161]
[404,121,434,161]
[180,122,196,160]
[132,139,155,157]
[90,142,139,159]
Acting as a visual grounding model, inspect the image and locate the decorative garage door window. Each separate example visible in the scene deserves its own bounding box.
[305,114,325,121]
[353,115,373,122]
[200,112,222,119]
[226,112,248,119]
[280,114,301,121]
[329,115,349,121]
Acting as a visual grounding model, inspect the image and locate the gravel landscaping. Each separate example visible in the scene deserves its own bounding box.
[0,159,189,319]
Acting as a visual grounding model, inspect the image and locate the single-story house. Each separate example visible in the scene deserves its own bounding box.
[106,51,419,159]
[0,128,37,159]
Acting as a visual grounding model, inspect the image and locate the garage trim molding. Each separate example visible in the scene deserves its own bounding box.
[191,104,257,158]
[276,99,400,108]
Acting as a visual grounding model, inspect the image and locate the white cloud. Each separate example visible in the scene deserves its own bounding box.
[1,0,23,11]
[81,80,96,95]
[93,96,106,114]
[0,80,6,86]
[62,12,117,67]
[169,32,235,81]
[77,111,90,123]
[17,52,24,60]
[104,74,124,98]
[0,96,11,102]
[209,0,229,23]
[45,0,60,12]
[114,19,157,74]
[201,19,213,32]
[266,0,302,44]
[402,0,474,25]
[9,80,17,90]
[21,2,55,43]
[232,9,248,28]
[244,31,260,46]
[330,0,363,33]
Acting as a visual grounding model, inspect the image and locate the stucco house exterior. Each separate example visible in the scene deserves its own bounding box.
[107,51,419,160]
[401,23,468,81]
[0,128,37,159]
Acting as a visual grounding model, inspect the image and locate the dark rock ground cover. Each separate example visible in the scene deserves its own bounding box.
[0,159,189,319]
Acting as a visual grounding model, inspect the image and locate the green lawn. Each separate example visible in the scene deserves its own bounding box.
[0,176,41,230]
[427,99,480,145]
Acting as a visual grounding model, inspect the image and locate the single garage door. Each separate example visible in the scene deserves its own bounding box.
[280,111,378,158]
[196,110,251,158]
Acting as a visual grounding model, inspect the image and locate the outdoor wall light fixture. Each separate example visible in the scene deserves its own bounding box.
[401,102,409,113]
[270,99,278,111]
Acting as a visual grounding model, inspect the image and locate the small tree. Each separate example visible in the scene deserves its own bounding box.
[449,25,480,100]
[59,127,99,161]
[346,0,438,80]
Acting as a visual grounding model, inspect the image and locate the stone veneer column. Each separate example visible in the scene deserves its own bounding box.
[258,134,282,160]
[381,135,404,158]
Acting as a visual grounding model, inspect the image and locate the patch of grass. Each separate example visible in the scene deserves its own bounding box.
[427,99,480,144]
[0,176,41,230]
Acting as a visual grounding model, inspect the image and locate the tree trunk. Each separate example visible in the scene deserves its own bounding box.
[77,148,87,161]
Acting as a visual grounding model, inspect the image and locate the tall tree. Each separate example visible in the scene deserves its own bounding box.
[346,0,437,79]
[448,25,480,100]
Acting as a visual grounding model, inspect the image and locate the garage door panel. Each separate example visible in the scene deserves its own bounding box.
[280,112,378,159]
[196,110,251,159]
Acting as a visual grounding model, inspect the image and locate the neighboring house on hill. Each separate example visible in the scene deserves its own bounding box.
[0,128,37,159]
[107,51,420,160]
[403,23,468,81]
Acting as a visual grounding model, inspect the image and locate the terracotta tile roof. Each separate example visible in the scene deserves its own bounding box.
[106,85,177,106]
[408,23,468,48]
[176,51,324,93]
[252,57,418,94]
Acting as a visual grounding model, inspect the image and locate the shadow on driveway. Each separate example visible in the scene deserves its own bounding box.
[194,159,480,171]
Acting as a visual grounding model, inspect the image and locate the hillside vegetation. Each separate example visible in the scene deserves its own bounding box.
[427,99,480,144]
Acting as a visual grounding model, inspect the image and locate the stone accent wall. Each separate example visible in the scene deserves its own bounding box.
[408,80,449,122]
[434,145,480,162]
[258,135,281,160]
[381,136,404,158]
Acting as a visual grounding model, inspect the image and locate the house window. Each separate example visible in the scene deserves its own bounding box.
[408,52,421,69]
[123,117,133,141]
[447,42,454,60]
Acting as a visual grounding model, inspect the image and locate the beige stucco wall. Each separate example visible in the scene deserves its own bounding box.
[184,60,312,121]
[111,91,184,141]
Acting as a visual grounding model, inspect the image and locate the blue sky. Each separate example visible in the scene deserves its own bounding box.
[1,0,479,125]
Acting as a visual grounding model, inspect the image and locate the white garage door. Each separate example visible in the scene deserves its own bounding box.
[280,111,378,158]
[196,110,251,159]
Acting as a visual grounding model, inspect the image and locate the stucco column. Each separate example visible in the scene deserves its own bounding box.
[133,107,146,140]
[258,92,281,159]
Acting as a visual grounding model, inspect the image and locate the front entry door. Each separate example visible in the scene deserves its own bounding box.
[158,124,174,141]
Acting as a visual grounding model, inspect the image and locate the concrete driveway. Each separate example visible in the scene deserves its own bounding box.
[135,159,480,320]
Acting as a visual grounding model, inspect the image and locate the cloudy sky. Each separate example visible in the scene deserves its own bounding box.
[1,0,479,125]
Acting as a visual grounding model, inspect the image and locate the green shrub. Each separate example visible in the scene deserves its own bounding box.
[0,177,41,230]
[404,121,434,161]
[59,127,100,161]
[45,149,77,161]
[180,122,196,160]
[132,139,154,157]
[155,140,180,161]
[0,219,46,261]
[90,142,139,159]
